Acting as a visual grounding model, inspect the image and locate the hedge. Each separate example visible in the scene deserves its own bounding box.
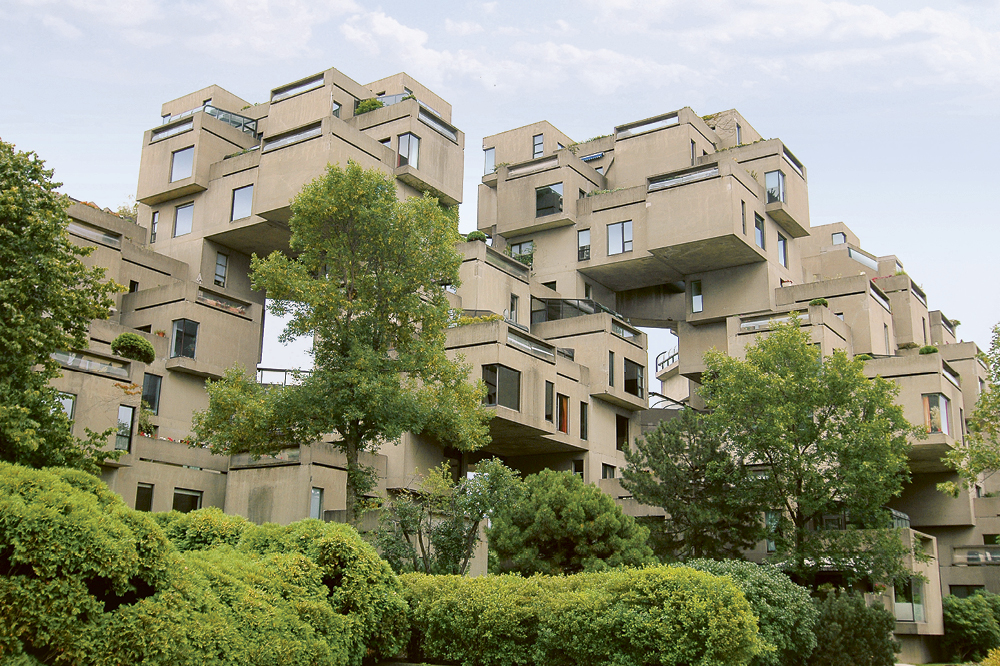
[111,332,156,364]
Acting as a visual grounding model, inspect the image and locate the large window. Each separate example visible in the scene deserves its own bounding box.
[150,211,158,243]
[754,213,765,250]
[171,319,199,359]
[483,364,520,411]
[310,487,324,520]
[116,405,135,452]
[141,373,162,415]
[557,394,569,434]
[535,183,563,217]
[616,414,629,451]
[398,132,420,169]
[578,229,591,261]
[170,146,194,182]
[691,280,703,313]
[172,488,203,513]
[624,359,644,398]
[214,252,228,287]
[777,233,788,267]
[923,393,951,435]
[174,203,194,237]
[231,184,253,221]
[608,220,632,255]
[894,579,925,623]
[484,147,495,174]
[580,401,589,440]
[532,133,543,158]
[135,483,154,512]
[545,381,554,422]
[765,170,785,204]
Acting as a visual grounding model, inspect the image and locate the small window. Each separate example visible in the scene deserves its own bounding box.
[532,133,543,158]
[690,140,696,165]
[116,405,135,452]
[535,183,563,217]
[557,394,569,433]
[142,373,162,415]
[580,402,589,441]
[766,510,781,552]
[595,166,604,175]
[579,188,587,199]
[170,146,194,182]
[58,393,76,420]
[884,323,891,355]
[765,170,785,204]
[754,214,765,250]
[578,229,591,261]
[509,293,518,323]
[150,211,158,243]
[573,459,584,478]
[171,319,199,359]
[545,381,554,422]
[922,317,928,345]
[609,351,615,387]
[624,359,644,398]
[483,364,520,411]
[380,138,391,147]
[484,147,495,175]
[214,252,228,287]
[172,488,203,513]
[542,281,556,292]
[174,203,194,237]
[398,133,420,169]
[736,123,742,144]
[832,232,847,245]
[584,283,593,300]
[602,463,616,479]
[741,201,746,235]
[231,184,253,221]
[616,414,629,451]
[509,240,534,265]
[310,487,324,520]
[129,280,140,293]
[691,280,703,313]
[135,483,154,512]
[608,220,632,255]
[777,233,788,267]
[923,394,951,435]
[332,101,341,118]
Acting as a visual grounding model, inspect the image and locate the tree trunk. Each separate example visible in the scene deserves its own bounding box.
[345,435,359,527]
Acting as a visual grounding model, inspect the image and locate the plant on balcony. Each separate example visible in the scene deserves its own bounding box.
[854,353,873,361]
[355,98,384,114]
[111,332,156,364]
[808,298,829,307]
[154,329,166,337]
[465,230,488,242]
[918,345,938,355]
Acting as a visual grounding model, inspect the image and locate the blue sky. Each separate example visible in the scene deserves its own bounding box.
[2,0,998,367]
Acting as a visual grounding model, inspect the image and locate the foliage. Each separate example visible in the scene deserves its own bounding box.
[0,139,124,473]
[810,589,899,666]
[138,399,155,436]
[465,230,488,242]
[116,196,138,223]
[622,408,764,560]
[984,647,1000,666]
[160,506,251,551]
[488,469,654,575]
[111,331,156,364]
[376,458,523,575]
[918,345,939,355]
[683,559,817,666]
[193,163,492,524]
[701,317,920,587]
[401,566,764,666]
[453,313,505,326]
[855,353,873,361]
[355,98,383,114]
[809,298,829,307]
[942,592,1000,662]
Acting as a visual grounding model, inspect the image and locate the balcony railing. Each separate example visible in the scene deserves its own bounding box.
[656,348,679,372]
[160,104,259,138]
[530,297,627,325]
[257,367,309,386]
[953,545,1000,565]
[53,351,129,379]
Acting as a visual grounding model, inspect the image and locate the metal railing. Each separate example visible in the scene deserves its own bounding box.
[257,367,310,386]
[953,545,1000,565]
[655,348,679,372]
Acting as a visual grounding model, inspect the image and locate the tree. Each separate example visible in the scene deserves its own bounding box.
[701,318,920,587]
[487,469,654,575]
[0,139,122,473]
[376,457,523,575]
[193,162,492,524]
[811,588,899,666]
[621,407,764,560]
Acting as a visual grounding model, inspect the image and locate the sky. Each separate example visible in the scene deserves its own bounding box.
[2,0,998,369]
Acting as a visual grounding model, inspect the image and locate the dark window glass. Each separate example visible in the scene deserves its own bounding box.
[535,183,563,217]
[171,319,199,359]
[624,359,644,398]
[116,405,135,452]
[578,229,590,261]
[616,414,628,451]
[573,459,584,478]
[580,402,588,440]
[609,351,615,386]
[532,133,543,158]
[557,394,569,433]
[150,211,158,243]
[214,252,228,287]
[483,364,520,411]
[754,214,765,250]
[602,463,615,479]
[142,373,162,415]
[172,488,202,513]
[545,381,554,422]
[135,483,154,512]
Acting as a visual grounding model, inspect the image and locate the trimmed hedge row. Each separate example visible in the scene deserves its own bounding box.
[402,567,764,666]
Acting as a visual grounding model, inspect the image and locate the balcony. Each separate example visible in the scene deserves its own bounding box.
[52,350,130,380]
[952,545,1000,566]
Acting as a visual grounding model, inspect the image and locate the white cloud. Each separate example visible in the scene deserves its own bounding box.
[445,18,484,36]
[41,14,82,39]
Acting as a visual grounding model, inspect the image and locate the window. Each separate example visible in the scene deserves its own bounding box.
[545,381,554,422]
[765,170,785,203]
[262,123,322,152]
[170,146,194,182]
[754,213,765,249]
[584,283,593,300]
[741,201,746,235]
[580,402,589,440]
[884,323,891,354]
[509,293,518,323]
[985,535,1000,545]
[150,211,158,243]
[832,232,846,245]
[578,229,591,261]
[532,133,543,158]
[509,240,533,265]
[765,510,781,552]
[135,483,154,512]
[173,203,193,237]
[116,405,135,452]
[602,464,616,479]
[231,184,253,220]
[332,101,341,118]
[624,359,644,398]
[58,393,76,420]
[129,280,140,293]
[542,281,556,292]
[923,394,951,435]
[691,280,703,313]
[736,123,742,144]
[573,459,584,478]
[609,351,615,387]
[608,220,632,255]
[398,132,420,169]
[214,252,228,287]
[483,364,520,411]
[310,487,324,520]
[484,147,495,174]
[535,183,563,217]
[171,319,199,359]
[922,317,928,345]
[379,138,391,147]
[616,414,629,451]
[557,394,569,433]
[690,139,696,165]
[951,585,986,599]
[894,578,925,623]
[595,166,604,175]
[142,373,162,415]
[777,233,788,267]
[172,488,203,513]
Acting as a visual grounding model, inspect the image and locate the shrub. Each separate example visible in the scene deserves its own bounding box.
[942,592,1000,662]
[111,331,156,364]
[919,345,939,355]
[355,98,383,114]
[810,589,898,666]
[683,559,817,666]
[809,298,829,307]
[855,354,873,361]
[983,646,1000,666]
[161,506,251,551]
[466,230,488,242]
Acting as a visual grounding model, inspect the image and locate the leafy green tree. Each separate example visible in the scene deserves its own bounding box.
[0,139,122,472]
[193,162,492,524]
[376,457,523,575]
[622,408,764,560]
[701,318,920,587]
[811,588,899,666]
[488,469,654,575]
[942,592,1000,662]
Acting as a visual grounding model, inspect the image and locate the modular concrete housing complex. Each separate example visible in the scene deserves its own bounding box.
[49,66,993,662]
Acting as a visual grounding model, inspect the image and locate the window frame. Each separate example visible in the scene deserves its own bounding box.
[578,229,591,261]
[150,211,158,243]
[310,487,324,520]
[482,364,520,411]
[607,220,633,255]
[545,381,554,423]
[231,184,254,221]
[170,318,199,359]
[398,132,420,169]
[765,170,786,204]
[609,351,615,387]
[172,487,203,513]
[691,280,703,313]
[602,463,616,479]
[532,133,543,158]
[923,393,951,435]
[214,252,228,287]
[624,359,644,398]
[170,146,194,182]
[616,413,629,451]
[141,373,162,415]
[173,202,194,237]
[580,401,589,441]
[535,183,563,217]
[135,483,154,512]
[557,393,569,434]
[754,213,765,250]
[58,393,76,421]
[116,404,135,452]
[484,147,495,174]
[777,233,788,267]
